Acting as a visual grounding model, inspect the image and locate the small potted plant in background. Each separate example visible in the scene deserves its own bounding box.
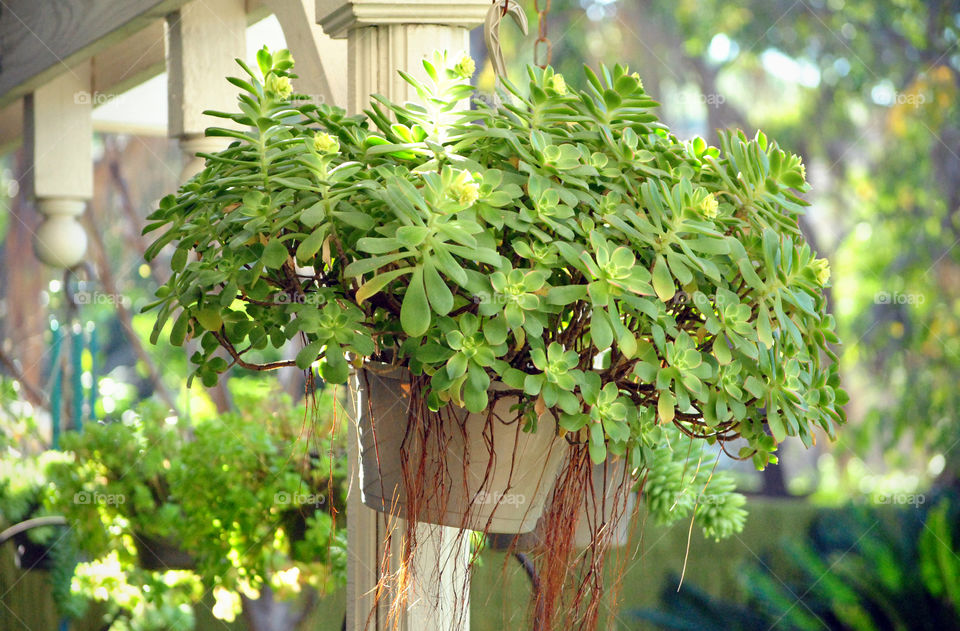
[143,47,845,630]
[48,397,194,571]
[46,381,348,628]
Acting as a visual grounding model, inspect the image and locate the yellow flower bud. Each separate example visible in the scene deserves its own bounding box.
[313,132,339,155]
[631,72,644,90]
[812,258,830,286]
[266,74,292,99]
[700,193,719,219]
[449,170,480,207]
[552,74,567,95]
[454,55,476,79]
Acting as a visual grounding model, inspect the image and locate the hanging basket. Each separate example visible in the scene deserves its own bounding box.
[351,365,568,533]
[0,516,69,571]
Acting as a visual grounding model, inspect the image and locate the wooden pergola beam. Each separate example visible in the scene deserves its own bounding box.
[0,0,345,153]
[0,0,191,108]
[92,20,167,99]
[0,20,167,152]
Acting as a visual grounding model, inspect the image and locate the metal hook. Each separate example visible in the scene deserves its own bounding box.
[485,0,529,86]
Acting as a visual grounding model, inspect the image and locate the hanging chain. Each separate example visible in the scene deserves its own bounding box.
[533,0,552,68]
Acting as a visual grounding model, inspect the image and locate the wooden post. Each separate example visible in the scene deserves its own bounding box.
[24,61,93,268]
[166,0,247,181]
[165,0,247,415]
[317,3,488,629]
[318,0,489,115]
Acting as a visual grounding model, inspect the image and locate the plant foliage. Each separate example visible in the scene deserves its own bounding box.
[44,386,347,626]
[143,48,844,472]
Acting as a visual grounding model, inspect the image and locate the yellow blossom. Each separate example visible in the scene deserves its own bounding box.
[266,74,292,99]
[552,74,567,95]
[631,72,644,90]
[449,170,480,207]
[700,193,719,219]
[811,258,831,285]
[453,55,476,79]
[313,132,339,155]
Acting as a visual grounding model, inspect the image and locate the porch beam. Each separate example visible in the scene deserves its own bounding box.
[0,0,190,108]
[263,0,348,109]
[166,0,247,181]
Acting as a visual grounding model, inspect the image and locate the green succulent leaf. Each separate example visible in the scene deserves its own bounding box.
[401,268,430,336]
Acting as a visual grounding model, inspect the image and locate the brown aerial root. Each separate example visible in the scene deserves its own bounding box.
[359,370,635,631]
[369,374,530,631]
[529,445,638,631]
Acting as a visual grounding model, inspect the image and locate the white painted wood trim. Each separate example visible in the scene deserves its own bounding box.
[166,0,247,139]
[0,0,190,107]
[23,61,94,268]
[325,3,485,627]
[24,61,93,200]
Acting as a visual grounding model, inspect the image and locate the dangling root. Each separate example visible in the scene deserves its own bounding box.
[368,373,532,631]
[529,445,638,631]
[358,369,636,631]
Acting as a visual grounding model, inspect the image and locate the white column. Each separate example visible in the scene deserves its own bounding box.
[166,0,247,416]
[318,3,488,629]
[166,0,247,182]
[318,0,489,114]
[24,62,92,268]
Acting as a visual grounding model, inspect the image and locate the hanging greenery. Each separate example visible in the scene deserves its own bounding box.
[43,385,347,628]
[142,47,844,630]
[144,48,844,469]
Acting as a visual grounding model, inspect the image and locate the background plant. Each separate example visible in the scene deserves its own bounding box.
[44,383,347,627]
[637,491,960,630]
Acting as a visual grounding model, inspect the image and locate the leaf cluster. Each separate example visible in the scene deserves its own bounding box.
[143,48,845,469]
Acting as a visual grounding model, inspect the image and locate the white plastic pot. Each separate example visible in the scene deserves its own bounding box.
[350,365,568,533]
